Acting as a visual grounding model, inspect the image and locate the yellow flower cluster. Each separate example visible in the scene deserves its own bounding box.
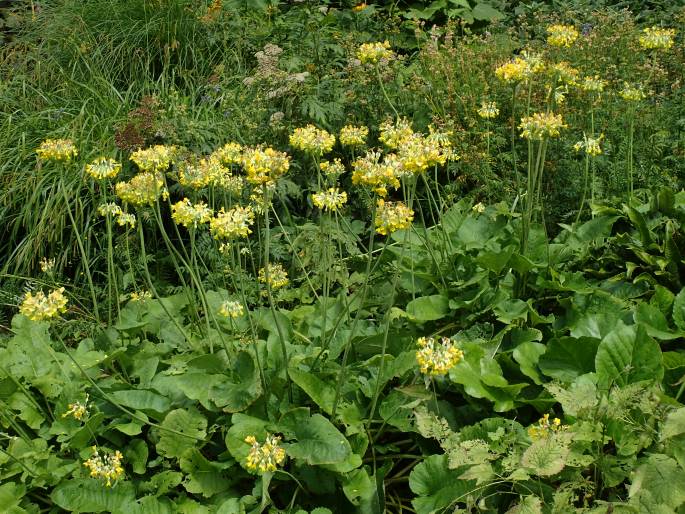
[40,257,55,273]
[97,202,122,217]
[320,158,346,177]
[36,139,78,162]
[519,112,566,140]
[171,198,213,228]
[290,125,336,156]
[579,75,606,93]
[379,118,414,150]
[352,150,401,197]
[85,157,121,180]
[398,133,448,174]
[83,447,124,487]
[218,299,244,318]
[573,133,604,156]
[19,287,68,321]
[312,188,348,212]
[528,414,566,440]
[638,26,676,50]
[178,158,218,190]
[129,291,152,302]
[244,434,286,473]
[416,336,463,376]
[210,205,255,239]
[548,61,579,85]
[242,147,290,185]
[258,263,289,290]
[375,199,414,235]
[495,51,543,83]
[339,125,369,147]
[116,212,137,228]
[130,145,176,172]
[115,172,168,206]
[212,142,243,165]
[62,395,89,421]
[619,83,646,102]
[546,24,579,47]
[477,101,499,119]
[357,40,394,64]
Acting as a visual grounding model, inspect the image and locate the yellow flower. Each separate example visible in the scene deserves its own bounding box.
[579,75,606,93]
[375,199,413,235]
[495,51,543,83]
[548,61,579,85]
[546,24,579,47]
[357,41,394,64]
[212,142,243,165]
[129,291,152,302]
[241,147,290,185]
[528,414,567,440]
[518,112,566,140]
[19,287,68,321]
[477,101,499,119]
[472,202,485,214]
[379,117,414,150]
[258,263,289,290]
[312,188,348,212]
[116,212,136,228]
[619,83,646,102]
[573,133,604,156]
[244,434,286,473]
[218,300,244,318]
[398,133,447,174]
[83,447,124,487]
[352,3,367,12]
[352,150,401,197]
[97,202,123,217]
[115,172,168,206]
[63,395,89,421]
[171,198,213,228]
[210,205,255,239]
[339,125,369,147]
[290,125,336,156]
[130,145,176,172]
[36,139,78,162]
[639,26,676,50]
[319,158,346,177]
[416,336,463,376]
[177,157,216,190]
[85,157,121,180]
[40,257,55,273]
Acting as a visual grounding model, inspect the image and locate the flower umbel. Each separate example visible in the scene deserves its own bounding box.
[83,447,124,487]
[375,199,414,235]
[115,172,168,206]
[129,291,152,302]
[357,41,394,64]
[36,139,78,162]
[19,287,68,321]
[638,26,676,50]
[289,125,336,156]
[63,395,89,421]
[528,414,566,440]
[85,157,122,180]
[312,188,348,212]
[518,112,566,140]
[258,263,289,290]
[242,147,290,185]
[416,336,464,376]
[546,24,579,47]
[40,257,55,273]
[573,133,604,156]
[319,158,346,178]
[477,101,499,119]
[171,198,213,229]
[244,434,286,473]
[339,125,369,147]
[352,150,401,197]
[210,206,255,239]
[379,118,414,150]
[218,300,244,319]
[130,145,176,172]
[619,83,646,102]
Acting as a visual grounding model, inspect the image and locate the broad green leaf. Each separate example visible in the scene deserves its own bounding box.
[225,413,270,470]
[521,436,569,476]
[0,482,26,514]
[280,412,352,465]
[209,351,262,413]
[634,303,681,340]
[538,337,599,382]
[513,342,545,385]
[595,322,663,388]
[673,288,685,332]
[406,295,450,321]
[51,479,136,513]
[662,408,685,441]
[109,390,171,413]
[409,454,476,514]
[180,449,233,497]
[342,468,378,508]
[156,408,207,459]
[505,496,543,514]
[471,2,504,21]
[629,454,685,509]
[289,366,335,414]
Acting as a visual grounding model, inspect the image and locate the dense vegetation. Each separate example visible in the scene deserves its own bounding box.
[1,1,685,512]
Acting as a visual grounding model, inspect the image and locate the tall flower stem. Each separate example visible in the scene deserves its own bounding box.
[376,64,399,120]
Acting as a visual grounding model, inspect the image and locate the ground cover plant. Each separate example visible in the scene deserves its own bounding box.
[1,1,685,512]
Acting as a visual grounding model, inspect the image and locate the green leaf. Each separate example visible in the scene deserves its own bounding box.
[342,468,378,508]
[595,322,663,388]
[280,412,352,465]
[513,342,545,385]
[409,454,476,514]
[208,351,262,413]
[629,454,685,509]
[406,295,450,321]
[51,479,136,513]
[521,436,569,476]
[0,482,26,514]
[109,390,171,413]
[505,496,543,514]
[634,303,681,340]
[156,408,207,459]
[225,413,270,471]
[662,408,685,441]
[289,367,335,415]
[472,2,504,21]
[673,288,685,332]
[538,337,599,382]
